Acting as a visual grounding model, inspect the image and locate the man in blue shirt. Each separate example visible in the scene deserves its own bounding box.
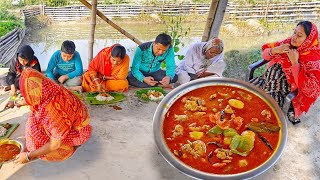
[46,40,83,89]
[128,33,178,88]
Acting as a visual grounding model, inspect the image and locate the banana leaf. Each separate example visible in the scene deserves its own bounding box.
[0,123,19,140]
[71,90,83,100]
[86,92,126,105]
[135,87,167,102]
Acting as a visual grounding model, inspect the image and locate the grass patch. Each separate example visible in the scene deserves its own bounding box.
[0,21,24,37]
[223,48,266,80]
[0,9,24,37]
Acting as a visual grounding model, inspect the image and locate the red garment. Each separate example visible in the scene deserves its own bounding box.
[20,68,92,161]
[88,44,117,77]
[262,22,320,117]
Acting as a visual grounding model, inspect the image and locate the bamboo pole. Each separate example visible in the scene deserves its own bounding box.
[202,0,219,42]
[88,0,97,62]
[79,0,142,45]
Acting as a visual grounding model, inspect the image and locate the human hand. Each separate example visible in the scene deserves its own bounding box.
[5,100,15,109]
[58,75,69,84]
[198,71,217,78]
[15,98,26,108]
[272,43,290,54]
[96,81,102,92]
[14,152,29,164]
[9,85,16,96]
[287,49,299,65]
[159,76,170,86]
[144,76,157,86]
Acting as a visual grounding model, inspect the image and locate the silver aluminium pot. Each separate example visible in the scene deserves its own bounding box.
[153,77,288,180]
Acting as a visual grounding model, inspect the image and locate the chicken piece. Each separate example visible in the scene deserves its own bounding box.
[182,140,206,158]
[261,109,271,119]
[172,125,184,137]
[174,114,188,122]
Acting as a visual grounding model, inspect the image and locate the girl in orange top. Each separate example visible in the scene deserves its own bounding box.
[82,44,130,92]
[14,68,92,163]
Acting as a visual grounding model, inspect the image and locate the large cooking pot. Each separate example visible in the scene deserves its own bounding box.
[153,77,288,179]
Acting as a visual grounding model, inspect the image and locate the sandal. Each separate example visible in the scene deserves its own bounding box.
[287,111,301,124]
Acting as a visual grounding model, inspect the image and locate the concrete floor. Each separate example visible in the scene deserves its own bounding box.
[0,81,320,180]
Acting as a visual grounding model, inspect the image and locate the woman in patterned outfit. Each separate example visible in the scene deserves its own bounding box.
[14,68,92,163]
[250,21,320,124]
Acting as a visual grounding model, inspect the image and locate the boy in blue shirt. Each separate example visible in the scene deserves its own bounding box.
[46,40,83,89]
[127,33,178,88]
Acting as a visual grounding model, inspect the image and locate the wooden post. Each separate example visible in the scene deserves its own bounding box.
[202,0,228,42]
[202,0,219,42]
[88,0,97,62]
[79,0,142,45]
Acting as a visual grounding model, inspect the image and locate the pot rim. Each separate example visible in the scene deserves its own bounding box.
[0,138,24,164]
[153,77,288,180]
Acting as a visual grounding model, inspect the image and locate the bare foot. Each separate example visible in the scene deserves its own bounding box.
[69,86,83,93]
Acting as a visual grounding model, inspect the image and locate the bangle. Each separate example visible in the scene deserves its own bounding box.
[93,78,99,82]
[269,48,273,56]
[25,152,30,162]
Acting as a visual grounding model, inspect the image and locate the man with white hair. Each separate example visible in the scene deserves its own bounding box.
[176,37,226,84]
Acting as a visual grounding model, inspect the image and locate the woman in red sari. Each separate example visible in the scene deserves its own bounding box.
[82,44,130,92]
[14,68,92,163]
[250,21,320,124]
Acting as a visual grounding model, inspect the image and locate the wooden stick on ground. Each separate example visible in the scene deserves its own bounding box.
[79,0,142,45]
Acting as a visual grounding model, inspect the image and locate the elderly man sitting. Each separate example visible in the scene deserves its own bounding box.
[176,37,225,84]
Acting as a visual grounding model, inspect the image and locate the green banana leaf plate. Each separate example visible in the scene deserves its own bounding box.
[86,92,126,105]
[71,90,83,100]
[0,123,19,140]
[135,87,167,102]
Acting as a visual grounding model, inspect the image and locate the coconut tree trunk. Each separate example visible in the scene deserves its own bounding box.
[88,0,97,63]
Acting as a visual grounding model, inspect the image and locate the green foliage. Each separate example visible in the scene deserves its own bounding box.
[223,48,264,80]
[0,21,24,37]
[105,0,128,4]
[0,9,24,37]
[164,16,190,62]
[45,0,70,6]
[0,0,12,9]
[0,10,19,21]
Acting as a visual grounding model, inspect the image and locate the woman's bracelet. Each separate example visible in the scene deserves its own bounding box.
[25,152,31,162]
[93,78,99,82]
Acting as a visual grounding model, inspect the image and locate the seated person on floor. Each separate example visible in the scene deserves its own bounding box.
[175,37,225,84]
[127,33,178,88]
[14,68,92,163]
[3,45,41,108]
[82,44,130,92]
[46,40,83,90]
[250,21,320,124]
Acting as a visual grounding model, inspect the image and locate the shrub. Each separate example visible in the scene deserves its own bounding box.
[0,21,24,37]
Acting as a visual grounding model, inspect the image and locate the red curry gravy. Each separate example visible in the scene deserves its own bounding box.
[163,86,280,174]
[0,144,20,162]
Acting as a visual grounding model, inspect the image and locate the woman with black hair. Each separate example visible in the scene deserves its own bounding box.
[82,44,130,92]
[4,45,41,108]
[250,21,320,124]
